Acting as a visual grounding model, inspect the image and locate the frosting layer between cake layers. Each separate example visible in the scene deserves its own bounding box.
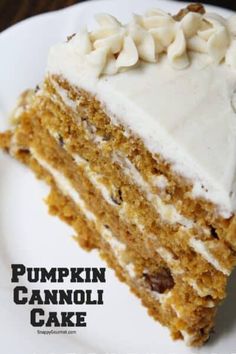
[47,9,236,218]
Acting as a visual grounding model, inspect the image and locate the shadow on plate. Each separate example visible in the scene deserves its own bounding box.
[207,268,236,346]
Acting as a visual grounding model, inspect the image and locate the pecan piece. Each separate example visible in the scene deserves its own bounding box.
[173,3,205,21]
[144,268,175,294]
[111,189,123,206]
[67,33,76,42]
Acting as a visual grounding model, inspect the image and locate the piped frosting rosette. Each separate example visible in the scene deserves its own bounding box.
[66,9,236,76]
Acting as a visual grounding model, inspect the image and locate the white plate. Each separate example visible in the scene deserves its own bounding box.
[0,1,236,353]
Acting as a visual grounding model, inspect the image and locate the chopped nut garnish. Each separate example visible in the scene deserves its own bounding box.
[173,3,205,21]
[67,33,76,42]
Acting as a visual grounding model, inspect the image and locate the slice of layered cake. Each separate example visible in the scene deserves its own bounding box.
[1,3,236,346]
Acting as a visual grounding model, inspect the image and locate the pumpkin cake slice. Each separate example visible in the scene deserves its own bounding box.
[1,4,236,346]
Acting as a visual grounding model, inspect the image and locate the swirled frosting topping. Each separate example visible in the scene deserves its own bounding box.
[64,7,236,76]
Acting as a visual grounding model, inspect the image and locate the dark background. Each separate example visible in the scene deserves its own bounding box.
[0,0,236,32]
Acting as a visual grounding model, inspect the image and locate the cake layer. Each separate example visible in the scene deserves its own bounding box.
[7,141,216,347]
[47,175,217,347]
[8,101,230,300]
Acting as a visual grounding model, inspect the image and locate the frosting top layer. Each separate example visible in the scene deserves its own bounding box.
[47,6,236,217]
[56,7,236,77]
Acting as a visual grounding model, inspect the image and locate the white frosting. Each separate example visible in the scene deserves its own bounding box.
[31,149,97,224]
[180,330,197,346]
[188,279,215,300]
[73,148,191,227]
[112,152,192,227]
[156,246,183,275]
[74,154,118,207]
[150,175,168,190]
[47,9,236,217]
[189,237,230,275]
[52,10,236,77]
[156,246,220,299]
[101,227,136,278]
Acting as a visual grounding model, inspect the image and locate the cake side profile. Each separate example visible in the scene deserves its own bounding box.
[1,4,236,346]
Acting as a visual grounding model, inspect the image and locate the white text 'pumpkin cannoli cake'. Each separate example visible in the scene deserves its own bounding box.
[1,3,236,347]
